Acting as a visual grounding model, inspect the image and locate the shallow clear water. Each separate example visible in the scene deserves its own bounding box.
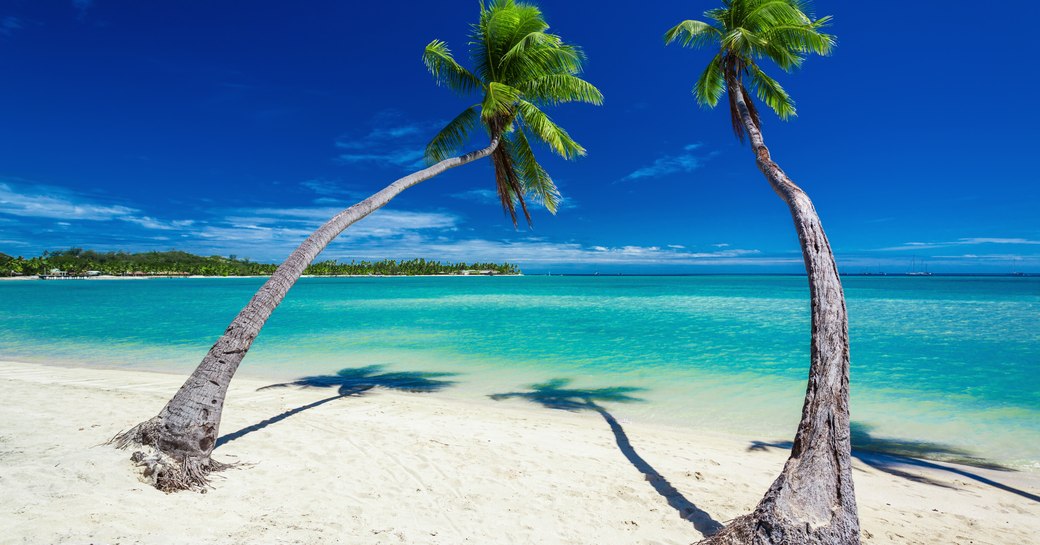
[1,275,1037,469]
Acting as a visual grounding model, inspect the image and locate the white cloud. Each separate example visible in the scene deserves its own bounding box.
[0,182,136,220]
[1,179,783,266]
[620,144,717,181]
[216,206,458,244]
[960,237,1040,245]
[335,149,426,169]
[0,181,195,231]
[332,111,445,170]
[1,16,23,37]
[454,188,575,212]
[315,238,770,266]
[452,188,500,204]
[879,237,1040,251]
[300,178,363,199]
[932,253,1036,260]
[123,216,196,230]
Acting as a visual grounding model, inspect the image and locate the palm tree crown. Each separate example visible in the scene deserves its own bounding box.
[665,0,833,141]
[423,0,602,225]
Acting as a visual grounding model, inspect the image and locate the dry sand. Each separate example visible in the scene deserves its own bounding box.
[0,360,1037,544]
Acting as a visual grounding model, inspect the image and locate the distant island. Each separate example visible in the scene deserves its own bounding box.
[0,249,521,278]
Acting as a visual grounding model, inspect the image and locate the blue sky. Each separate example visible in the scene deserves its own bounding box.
[1,0,1038,273]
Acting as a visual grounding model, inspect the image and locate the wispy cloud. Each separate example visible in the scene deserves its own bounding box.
[620,143,717,182]
[324,238,775,267]
[335,149,426,169]
[123,216,196,231]
[879,237,1040,251]
[0,177,785,266]
[333,110,444,170]
[0,182,136,220]
[219,206,456,240]
[299,178,368,201]
[0,16,23,37]
[0,180,193,231]
[452,188,500,205]
[72,0,92,18]
[932,254,1037,260]
[557,195,578,210]
[454,188,577,211]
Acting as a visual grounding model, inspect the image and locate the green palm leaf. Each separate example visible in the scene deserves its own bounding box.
[482,81,522,120]
[666,0,832,130]
[423,40,483,94]
[516,99,585,159]
[425,105,481,163]
[509,128,560,213]
[748,64,795,119]
[694,54,725,107]
[424,0,601,224]
[518,74,603,106]
[663,20,722,48]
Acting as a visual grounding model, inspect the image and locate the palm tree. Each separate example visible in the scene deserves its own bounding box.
[423,0,602,224]
[113,0,601,492]
[665,2,858,544]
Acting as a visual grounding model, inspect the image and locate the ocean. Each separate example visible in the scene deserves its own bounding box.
[1,275,1037,470]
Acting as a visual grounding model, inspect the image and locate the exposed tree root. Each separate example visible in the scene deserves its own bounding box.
[697,509,858,545]
[110,419,231,493]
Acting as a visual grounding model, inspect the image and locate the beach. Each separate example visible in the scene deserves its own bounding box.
[1,360,1037,544]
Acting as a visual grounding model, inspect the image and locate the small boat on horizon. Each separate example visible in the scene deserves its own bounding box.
[907,256,933,276]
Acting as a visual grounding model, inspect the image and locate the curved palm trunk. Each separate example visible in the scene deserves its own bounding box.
[113,138,499,492]
[700,80,859,544]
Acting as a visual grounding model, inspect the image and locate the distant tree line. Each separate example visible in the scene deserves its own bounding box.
[0,249,520,277]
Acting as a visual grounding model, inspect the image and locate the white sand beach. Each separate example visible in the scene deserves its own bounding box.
[1,360,1037,545]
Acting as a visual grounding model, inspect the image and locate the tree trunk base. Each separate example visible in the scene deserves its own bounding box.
[697,511,858,545]
[110,418,231,493]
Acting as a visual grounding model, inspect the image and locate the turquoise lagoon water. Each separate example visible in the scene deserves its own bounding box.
[1,275,1037,470]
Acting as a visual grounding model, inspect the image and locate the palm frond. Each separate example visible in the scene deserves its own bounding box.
[509,128,560,213]
[425,105,482,163]
[744,1,809,30]
[664,20,722,48]
[482,81,522,120]
[518,74,603,106]
[502,43,585,83]
[757,37,804,70]
[516,99,585,159]
[423,40,483,94]
[748,64,795,119]
[694,54,725,107]
[705,7,729,26]
[501,31,561,70]
[760,23,834,57]
[490,138,532,226]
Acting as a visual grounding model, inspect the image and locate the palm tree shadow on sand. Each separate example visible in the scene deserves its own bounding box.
[490,378,724,536]
[215,365,457,449]
[749,422,1039,503]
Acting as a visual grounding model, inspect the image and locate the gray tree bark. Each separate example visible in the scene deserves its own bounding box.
[113,138,499,492]
[698,78,859,544]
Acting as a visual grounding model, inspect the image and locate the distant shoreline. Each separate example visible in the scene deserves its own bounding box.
[0,273,525,281]
[2,272,1036,281]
